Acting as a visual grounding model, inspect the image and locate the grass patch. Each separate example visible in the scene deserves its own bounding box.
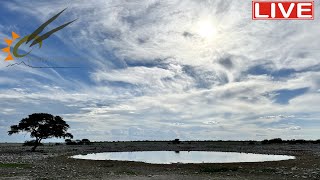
[121,170,138,175]
[260,168,277,173]
[200,167,238,173]
[0,163,30,168]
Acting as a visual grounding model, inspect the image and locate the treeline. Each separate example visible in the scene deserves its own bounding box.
[65,139,91,145]
[261,138,320,144]
[88,139,320,144]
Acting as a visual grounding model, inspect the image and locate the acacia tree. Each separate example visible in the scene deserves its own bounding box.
[8,113,73,151]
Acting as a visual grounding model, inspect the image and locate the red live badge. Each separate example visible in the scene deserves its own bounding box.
[252,1,314,20]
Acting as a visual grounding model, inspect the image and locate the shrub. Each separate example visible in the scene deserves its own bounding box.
[200,167,238,173]
[262,138,283,144]
[261,139,269,144]
[295,139,307,144]
[65,139,77,145]
[75,139,82,144]
[288,140,296,144]
[172,139,180,144]
[81,139,91,145]
[65,138,91,145]
[269,138,283,144]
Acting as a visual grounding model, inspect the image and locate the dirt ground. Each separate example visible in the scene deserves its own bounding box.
[0,141,319,180]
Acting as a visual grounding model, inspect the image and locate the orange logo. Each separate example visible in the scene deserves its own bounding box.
[1,8,76,63]
[2,32,20,61]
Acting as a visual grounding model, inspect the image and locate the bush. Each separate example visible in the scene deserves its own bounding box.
[81,139,91,145]
[268,138,283,144]
[261,139,269,144]
[261,138,283,144]
[65,139,91,145]
[287,139,296,144]
[23,140,43,146]
[200,167,238,173]
[65,139,77,145]
[295,139,307,144]
[263,138,320,145]
[172,139,180,144]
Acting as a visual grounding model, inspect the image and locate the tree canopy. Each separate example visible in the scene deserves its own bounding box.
[8,113,73,151]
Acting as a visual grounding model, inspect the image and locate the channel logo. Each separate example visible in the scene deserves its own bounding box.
[1,8,76,62]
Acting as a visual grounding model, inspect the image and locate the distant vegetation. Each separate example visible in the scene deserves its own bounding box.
[65,139,91,145]
[200,166,238,173]
[87,139,320,144]
[172,139,181,144]
[261,138,320,144]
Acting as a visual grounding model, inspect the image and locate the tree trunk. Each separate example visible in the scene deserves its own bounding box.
[31,138,41,152]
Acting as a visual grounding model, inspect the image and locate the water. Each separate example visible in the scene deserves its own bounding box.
[72,151,295,164]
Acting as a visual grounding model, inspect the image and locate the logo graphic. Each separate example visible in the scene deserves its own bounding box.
[2,8,77,67]
[252,1,314,20]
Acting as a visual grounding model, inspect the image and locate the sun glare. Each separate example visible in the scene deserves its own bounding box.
[196,20,217,40]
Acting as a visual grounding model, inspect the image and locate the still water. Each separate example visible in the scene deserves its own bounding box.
[72,151,295,164]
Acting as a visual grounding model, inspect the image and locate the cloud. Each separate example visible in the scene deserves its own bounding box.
[91,66,175,85]
[287,126,301,131]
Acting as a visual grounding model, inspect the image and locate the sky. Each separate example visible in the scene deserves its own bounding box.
[0,0,319,142]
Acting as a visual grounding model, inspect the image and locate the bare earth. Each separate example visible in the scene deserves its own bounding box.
[0,141,319,180]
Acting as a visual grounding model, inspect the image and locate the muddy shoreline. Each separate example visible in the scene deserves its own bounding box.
[0,141,319,179]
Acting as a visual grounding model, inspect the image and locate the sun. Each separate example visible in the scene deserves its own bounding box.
[196,19,217,40]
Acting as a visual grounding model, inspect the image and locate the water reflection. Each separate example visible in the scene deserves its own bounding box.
[72,151,295,164]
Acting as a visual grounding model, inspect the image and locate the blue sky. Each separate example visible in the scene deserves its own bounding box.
[0,0,319,142]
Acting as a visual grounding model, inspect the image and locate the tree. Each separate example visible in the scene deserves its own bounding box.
[81,139,91,145]
[65,139,72,144]
[65,139,77,145]
[8,113,73,151]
